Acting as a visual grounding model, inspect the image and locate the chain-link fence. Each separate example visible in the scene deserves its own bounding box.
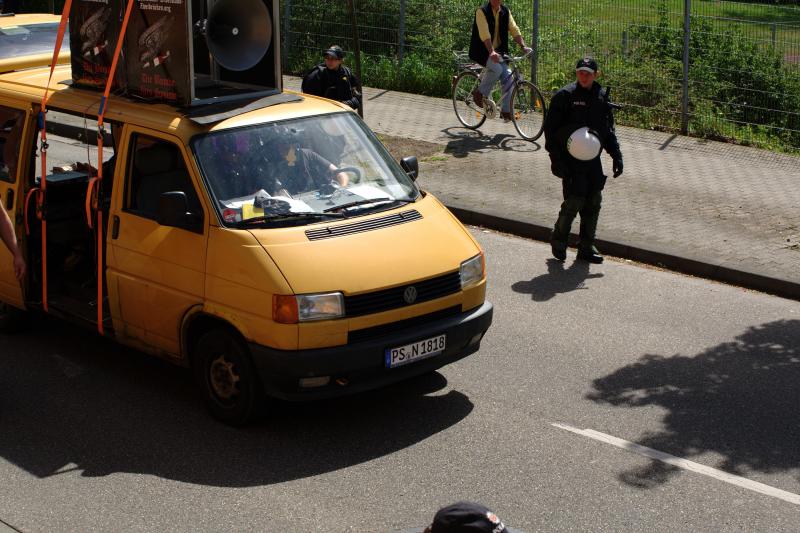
[281,0,800,152]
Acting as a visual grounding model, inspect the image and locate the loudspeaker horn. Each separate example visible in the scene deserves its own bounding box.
[206,0,272,72]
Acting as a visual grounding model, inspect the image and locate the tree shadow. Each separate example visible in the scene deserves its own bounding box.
[0,319,473,487]
[587,319,800,488]
[512,258,603,302]
[440,127,542,158]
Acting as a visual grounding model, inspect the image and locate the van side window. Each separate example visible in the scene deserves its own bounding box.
[126,134,203,224]
[0,106,25,184]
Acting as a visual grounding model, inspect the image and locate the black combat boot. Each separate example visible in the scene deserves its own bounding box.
[577,244,603,264]
[550,240,567,261]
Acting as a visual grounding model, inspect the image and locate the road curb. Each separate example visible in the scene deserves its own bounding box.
[447,205,800,302]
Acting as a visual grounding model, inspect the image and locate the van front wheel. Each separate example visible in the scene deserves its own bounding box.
[193,329,263,426]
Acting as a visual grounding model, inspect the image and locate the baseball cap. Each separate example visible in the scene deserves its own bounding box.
[323,45,344,59]
[430,502,510,533]
[575,57,598,73]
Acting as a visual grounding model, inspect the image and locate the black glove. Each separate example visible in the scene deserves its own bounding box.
[612,157,623,178]
[550,158,570,179]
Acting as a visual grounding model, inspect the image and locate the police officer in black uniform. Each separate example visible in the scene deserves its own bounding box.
[301,45,362,111]
[544,57,623,264]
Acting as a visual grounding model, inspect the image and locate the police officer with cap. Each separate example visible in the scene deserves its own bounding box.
[301,45,362,111]
[543,57,623,264]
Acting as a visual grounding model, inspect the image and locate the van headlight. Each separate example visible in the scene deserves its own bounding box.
[460,252,485,289]
[273,292,344,323]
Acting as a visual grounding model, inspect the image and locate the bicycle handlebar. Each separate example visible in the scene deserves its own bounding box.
[502,49,535,63]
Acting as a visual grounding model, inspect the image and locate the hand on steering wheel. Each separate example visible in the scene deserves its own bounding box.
[335,166,363,185]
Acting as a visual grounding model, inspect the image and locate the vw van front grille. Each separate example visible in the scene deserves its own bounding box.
[344,271,461,317]
[305,209,422,240]
[347,306,462,344]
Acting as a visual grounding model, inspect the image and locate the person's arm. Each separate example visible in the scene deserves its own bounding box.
[329,163,349,187]
[603,102,623,177]
[543,90,571,178]
[475,9,500,64]
[507,13,532,55]
[0,204,25,282]
[507,12,530,53]
[301,67,322,97]
[342,70,362,110]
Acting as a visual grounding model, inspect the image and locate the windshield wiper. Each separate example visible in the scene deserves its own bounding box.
[323,198,410,213]
[233,212,345,227]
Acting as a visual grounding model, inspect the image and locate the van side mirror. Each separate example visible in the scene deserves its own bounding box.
[400,156,419,181]
[157,191,202,232]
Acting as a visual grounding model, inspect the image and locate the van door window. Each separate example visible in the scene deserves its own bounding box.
[0,106,25,184]
[126,134,203,226]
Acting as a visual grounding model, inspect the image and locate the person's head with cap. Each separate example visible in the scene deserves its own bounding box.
[575,57,599,89]
[323,45,345,71]
[423,501,514,533]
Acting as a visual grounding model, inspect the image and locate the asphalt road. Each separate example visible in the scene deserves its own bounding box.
[1,225,798,532]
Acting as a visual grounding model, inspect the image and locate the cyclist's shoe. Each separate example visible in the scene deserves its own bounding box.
[471,89,484,108]
[501,111,513,122]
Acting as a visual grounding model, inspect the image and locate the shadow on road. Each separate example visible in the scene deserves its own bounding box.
[587,319,800,488]
[440,127,542,158]
[512,258,604,301]
[0,318,473,487]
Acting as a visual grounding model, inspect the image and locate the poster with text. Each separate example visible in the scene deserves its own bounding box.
[125,0,191,106]
[69,0,126,91]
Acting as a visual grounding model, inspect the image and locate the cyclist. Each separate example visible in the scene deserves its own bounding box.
[468,0,532,121]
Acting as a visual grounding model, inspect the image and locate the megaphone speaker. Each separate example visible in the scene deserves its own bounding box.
[207,0,272,71]
[191,0,281,104]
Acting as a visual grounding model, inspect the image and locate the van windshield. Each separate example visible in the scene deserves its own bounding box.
[0,22,67,59]
[192,113,420,226]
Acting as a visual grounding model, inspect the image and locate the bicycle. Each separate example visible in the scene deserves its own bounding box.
[451,49,547,142]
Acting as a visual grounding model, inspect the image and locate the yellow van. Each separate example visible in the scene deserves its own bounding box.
[0,65,493,424]
[0,13,70,73]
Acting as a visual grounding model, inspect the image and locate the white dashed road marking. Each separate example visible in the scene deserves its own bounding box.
[552,422,800,506]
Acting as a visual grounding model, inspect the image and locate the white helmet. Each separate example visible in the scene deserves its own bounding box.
[566,126,602,161]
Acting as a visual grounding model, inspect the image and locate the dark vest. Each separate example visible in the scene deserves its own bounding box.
[469,3,510,66]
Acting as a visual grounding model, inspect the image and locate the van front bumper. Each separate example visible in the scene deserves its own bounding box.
[248,301,493,401]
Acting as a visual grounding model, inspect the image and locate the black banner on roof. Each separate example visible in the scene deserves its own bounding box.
[68,0,126,91]
[125,0,191,106]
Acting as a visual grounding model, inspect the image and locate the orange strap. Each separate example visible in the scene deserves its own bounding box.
[87,0,135,334]
[33,0,72,313]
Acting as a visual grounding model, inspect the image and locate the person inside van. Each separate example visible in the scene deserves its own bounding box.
[0,202,25,282]
[267,126,349,197]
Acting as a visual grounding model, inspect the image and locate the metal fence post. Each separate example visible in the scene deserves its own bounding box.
[283,0,292,71]
[681,0,691,135]
[398,0,406,62]
[771,23,777,48]
[346,0,364,118]
[531,0,539,87]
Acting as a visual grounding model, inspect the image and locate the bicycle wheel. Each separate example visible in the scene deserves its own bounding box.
[511,81,546,141]
[452,71,487,129]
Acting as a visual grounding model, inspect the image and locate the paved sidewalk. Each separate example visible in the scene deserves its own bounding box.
[285,77,800,299]
[46,79,800,299]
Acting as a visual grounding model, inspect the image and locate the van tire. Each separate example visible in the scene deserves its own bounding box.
[0,302,27,334]
[193,329,264,426]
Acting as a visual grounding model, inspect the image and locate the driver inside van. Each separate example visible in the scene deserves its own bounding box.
[268,127,349,197]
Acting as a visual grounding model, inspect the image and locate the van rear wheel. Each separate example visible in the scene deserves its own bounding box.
[193,329,263,426]
[0,302,27,334]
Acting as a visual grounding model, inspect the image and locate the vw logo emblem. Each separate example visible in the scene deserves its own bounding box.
[403,286,418,304]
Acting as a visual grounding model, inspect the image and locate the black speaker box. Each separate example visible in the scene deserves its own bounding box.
[71,0,281,107]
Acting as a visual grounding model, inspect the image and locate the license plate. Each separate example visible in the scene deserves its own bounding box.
[385,334,446,368]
